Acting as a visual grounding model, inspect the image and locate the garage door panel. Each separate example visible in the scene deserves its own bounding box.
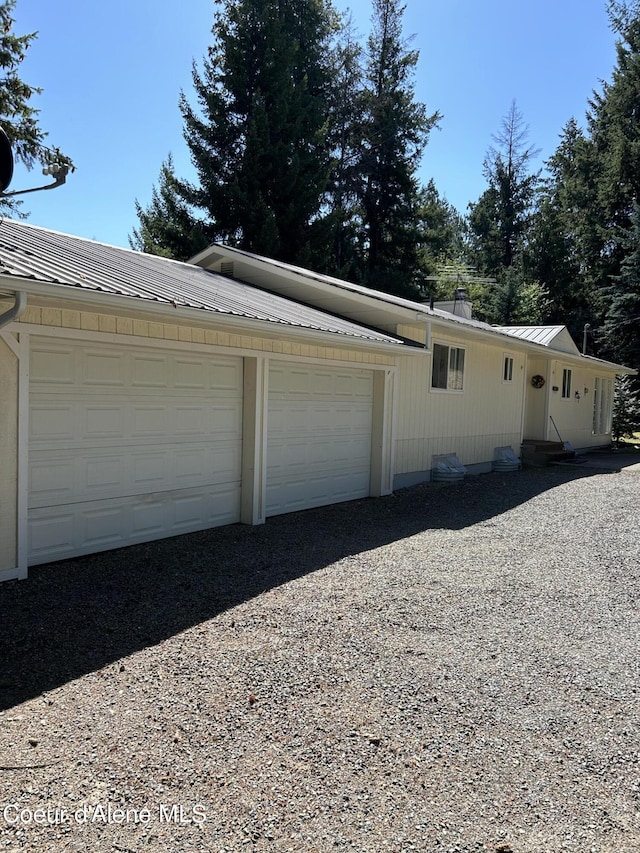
[267,364,373,516]
[29,512,75,558]
[30,398,243,447]
[130,453,168,488]
[28,483,241,565]
[30,405,75,441]
[83,351,125,386]
[131,355,168,387]
[266,470,370,515]
[28,339,243,563]
[29,440,242,509]
[132,405,167,436]
[30,459,76,504]
[172,405,209,435]
[334,404,371,431]
[30,346,75,384]
[86,456,126,490]
[85,405,125,437]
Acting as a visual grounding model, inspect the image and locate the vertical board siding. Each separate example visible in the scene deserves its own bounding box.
[395,337,526,473]
[548,362,615,448]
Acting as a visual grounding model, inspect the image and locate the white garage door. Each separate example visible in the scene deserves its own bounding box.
[28,338,243,565]
[267,363,373,516]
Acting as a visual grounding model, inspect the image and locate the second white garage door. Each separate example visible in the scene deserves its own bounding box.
[266,363,373,516]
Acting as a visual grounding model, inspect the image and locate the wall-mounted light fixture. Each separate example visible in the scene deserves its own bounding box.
[575,390,581,401]
[584,387,589,395]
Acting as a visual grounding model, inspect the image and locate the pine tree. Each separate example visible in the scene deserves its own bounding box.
[356,0,439,296]
[323,15,365,279]
[0,0,73,213]
[414,179,465,282]
[485,264,549,326]
[525,119,598,341]
[603,201,640,375]
[468,101,539,276]
[559,1,640,353]
[130,155,209,260]
[612,375,640,441]
[176,0,337,266]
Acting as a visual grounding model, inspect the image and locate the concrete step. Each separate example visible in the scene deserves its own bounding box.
[521,440,575,467]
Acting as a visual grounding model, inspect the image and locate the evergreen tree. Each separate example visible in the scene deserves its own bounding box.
[414,179,465,282]
[557,0,640,355]
[130,155,209,260]
[612,374,640,442]
[0,0,73,213]
[485,264,549,326]
[525,119,598,341]
[468,101,539,276]
[466,101,543,325]
[356,0,439,296]
[602,201,640,376]
[590,0,640,242]
[323,15,365,279]
[177,0,337,266]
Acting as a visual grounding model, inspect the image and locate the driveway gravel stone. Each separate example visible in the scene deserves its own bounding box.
[0,466,638,852]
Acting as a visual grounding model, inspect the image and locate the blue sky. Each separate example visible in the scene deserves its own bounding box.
[11,0,618,250]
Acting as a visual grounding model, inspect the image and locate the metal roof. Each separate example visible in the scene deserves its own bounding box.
[194,245,635,373]
[493,325,581,355]
[0,219,404,345]
[494,325,567,346]
[193,244,579,347]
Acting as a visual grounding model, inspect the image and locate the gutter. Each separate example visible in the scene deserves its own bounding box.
[0,290,26,328]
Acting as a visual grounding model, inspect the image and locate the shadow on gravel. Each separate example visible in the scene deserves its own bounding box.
[0,466,607,709]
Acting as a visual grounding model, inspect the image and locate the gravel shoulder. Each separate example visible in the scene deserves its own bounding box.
[0,467,639,852]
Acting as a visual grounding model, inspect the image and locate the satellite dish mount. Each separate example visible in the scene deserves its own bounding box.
[0,125,70,197]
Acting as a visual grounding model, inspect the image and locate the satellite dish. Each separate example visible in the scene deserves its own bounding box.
[0,127,14,193]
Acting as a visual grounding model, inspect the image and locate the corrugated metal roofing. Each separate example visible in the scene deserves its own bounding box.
[197,243,578,346]
[196,245,634,373]
[0,219,403,345]
[493,325,568,346]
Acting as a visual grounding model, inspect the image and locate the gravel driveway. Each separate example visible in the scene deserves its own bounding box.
[0,466,638,852]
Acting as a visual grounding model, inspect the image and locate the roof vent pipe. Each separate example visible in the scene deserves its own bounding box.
[0,291,27,329]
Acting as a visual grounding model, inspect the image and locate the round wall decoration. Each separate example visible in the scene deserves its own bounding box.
[531,374,545,388]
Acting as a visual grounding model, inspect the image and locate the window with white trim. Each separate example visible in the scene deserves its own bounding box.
[431,343,465,391]
[592,377,613,434]
[503,355,514,383]
[561,368,572,398]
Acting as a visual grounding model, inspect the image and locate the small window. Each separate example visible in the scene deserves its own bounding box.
[562,368,572,398]
[503,355,514,382]
[431,343,465,391]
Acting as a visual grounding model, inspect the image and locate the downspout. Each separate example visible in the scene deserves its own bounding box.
[0,291,26,329]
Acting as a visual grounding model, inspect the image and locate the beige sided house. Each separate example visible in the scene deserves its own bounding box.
[0,221,632,581]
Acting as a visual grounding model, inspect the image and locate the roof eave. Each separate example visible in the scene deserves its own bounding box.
[0,275,414,355]
[191,244,431,325]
